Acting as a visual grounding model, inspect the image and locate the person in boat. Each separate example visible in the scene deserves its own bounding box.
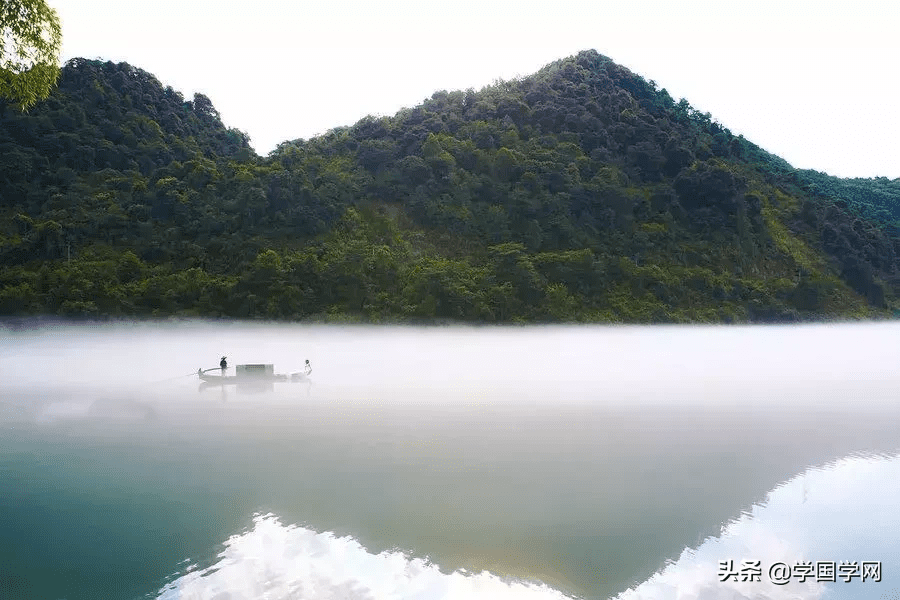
[220,356,227,373]
[304,359,312,376]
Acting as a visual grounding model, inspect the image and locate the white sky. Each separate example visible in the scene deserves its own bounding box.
[51,0,899,179]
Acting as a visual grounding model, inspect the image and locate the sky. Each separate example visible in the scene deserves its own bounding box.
[50,0,899,179]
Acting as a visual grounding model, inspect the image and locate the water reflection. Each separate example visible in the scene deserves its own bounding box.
[2,321,900,600]
[155,451,900,600]
[157,512,578,600]
[615,452,900,599]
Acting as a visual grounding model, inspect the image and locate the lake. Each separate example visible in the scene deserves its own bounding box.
[1,320,899,599]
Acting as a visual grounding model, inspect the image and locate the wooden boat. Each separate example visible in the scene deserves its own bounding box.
[197,361,312,388]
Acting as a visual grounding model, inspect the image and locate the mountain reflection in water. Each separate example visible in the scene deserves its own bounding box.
[1,321,899,600]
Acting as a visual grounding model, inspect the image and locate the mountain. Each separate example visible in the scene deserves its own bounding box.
[1,51,898,322]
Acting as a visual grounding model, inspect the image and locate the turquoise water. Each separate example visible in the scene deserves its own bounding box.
[2,321,899,599]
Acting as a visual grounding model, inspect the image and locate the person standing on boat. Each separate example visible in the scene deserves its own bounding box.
[220,356,227,374]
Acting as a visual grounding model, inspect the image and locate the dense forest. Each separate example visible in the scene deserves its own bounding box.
[2,51,899,322]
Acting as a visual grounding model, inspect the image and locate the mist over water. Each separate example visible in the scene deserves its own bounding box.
[2,320,900,599]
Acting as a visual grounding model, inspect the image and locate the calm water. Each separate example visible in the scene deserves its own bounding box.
[1,321,899,600]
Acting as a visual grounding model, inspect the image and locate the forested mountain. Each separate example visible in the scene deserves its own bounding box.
[2,51,899,322]
[796,170,900,231]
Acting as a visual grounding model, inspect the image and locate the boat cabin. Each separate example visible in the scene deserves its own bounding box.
[235,364,275,378]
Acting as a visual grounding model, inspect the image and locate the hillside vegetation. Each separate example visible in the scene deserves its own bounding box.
[1,51,898,322]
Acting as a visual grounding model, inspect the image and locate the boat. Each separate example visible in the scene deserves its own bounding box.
[197,360,312,388]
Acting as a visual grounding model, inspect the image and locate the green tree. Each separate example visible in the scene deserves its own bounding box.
[1,0,62,110]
